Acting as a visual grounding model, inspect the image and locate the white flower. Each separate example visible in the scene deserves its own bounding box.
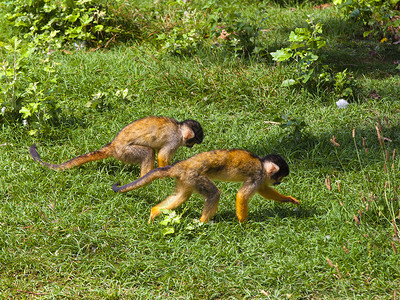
[336,99,349,109]
[74,41,87,51]
[23,119,28,126]
[1,107,5,114]
[92,92,104,100]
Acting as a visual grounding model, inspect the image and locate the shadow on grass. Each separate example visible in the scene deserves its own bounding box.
[247,122,400,172]
[100,160,142,176]
[211,206,318,224]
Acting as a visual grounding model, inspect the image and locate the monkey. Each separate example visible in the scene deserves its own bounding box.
[112,149,299,223]
[30,116,203,177]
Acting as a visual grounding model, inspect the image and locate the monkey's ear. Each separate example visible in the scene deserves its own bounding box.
[182,126,195,141]
[264,161,280,178]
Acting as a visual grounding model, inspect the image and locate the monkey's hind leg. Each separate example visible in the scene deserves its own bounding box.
[196,177,221,223]
[139,147,156,177]
[114,145,155,177]
[149,181,193,222]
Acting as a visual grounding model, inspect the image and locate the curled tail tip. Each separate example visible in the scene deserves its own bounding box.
[29,143,41,162]
[112,183,121,193]
[29,143,37,153]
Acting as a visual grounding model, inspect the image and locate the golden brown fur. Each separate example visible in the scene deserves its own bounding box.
[30,116,203,176]
[113,149,299,222]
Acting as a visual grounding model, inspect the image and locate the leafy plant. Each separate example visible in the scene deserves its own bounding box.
[157,27,202,56]
[271,19,326,86]
[271,19,358,98]
[19,79,59,136]
[85,88,132,112]
[159,210,182,236]
[334,0,400,41]
[0,37,34,118]
[273,114,308,142]
[213,13,268,57]
[4,0,125,49]
[155,2,210,56]
[158,209,205,237]
[318,67,358,98]
[0,37,59,134]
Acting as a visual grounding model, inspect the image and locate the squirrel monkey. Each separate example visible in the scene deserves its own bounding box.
[113,149,299,223]
[30,116,203,176]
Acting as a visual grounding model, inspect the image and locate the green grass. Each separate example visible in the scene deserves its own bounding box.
[1,1,400,299]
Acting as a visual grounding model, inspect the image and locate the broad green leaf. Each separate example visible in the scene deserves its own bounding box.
[162,227,175,236]
[290,42,305,50]
[65,13,80,23]
[281,79,296,87]
[19,106,32,118]
[28,129,38,136]
[270,48,292,61]
[93,25,104,32]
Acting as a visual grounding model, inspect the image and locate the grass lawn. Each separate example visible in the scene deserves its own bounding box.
[1,0,400,299]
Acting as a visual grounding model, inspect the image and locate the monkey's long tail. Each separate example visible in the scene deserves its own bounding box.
[29,144,110,170]
[112,166,172,193]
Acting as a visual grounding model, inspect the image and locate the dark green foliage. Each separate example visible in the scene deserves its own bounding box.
[3,0,127,47]
[335,0,400,41]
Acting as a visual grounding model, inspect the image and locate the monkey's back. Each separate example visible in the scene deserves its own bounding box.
[173,149,264,182]
[111,116,179,150]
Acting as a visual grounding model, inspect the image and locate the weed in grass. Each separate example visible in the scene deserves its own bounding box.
[326,112,400,262]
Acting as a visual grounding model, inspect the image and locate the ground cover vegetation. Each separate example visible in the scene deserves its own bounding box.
[1,0,400,298]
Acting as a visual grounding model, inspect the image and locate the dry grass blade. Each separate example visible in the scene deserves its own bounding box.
[377,117,383,131]
[325,175,332,191]
[326,258,342,279]
[375,125,384,146]
[393,219,398,237]
[337,181,341,193]
[392,242,398,254]
[330,135,340,147]
[326,258,334,268]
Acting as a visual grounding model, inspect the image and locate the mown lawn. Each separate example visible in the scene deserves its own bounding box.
[1,0,399,299]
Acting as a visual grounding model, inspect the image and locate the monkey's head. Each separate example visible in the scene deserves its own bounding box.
[180,120,204,148]
[262,154,290,186]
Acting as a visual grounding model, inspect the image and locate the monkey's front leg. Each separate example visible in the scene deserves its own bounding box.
[235,184,256,222]
[257,185,300,205]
